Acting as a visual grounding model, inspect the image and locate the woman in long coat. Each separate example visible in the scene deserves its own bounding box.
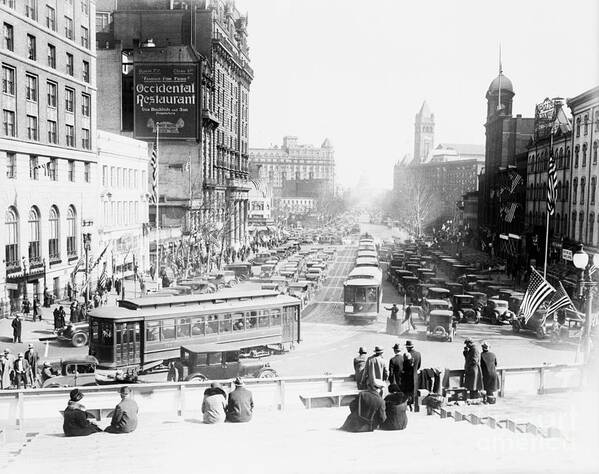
[1,354,12,389]
[463,339,483,398]
[480,341,498,402]
[380,384,408,431]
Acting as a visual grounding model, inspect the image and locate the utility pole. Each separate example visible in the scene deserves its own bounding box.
[81,219,93,310]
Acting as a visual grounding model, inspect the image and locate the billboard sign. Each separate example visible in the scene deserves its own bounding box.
[134,64,198,140]
[534,97,557,139]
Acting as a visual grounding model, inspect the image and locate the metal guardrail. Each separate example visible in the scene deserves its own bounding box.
[0,363,586,428]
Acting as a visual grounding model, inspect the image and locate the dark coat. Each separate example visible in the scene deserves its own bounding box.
[24,348,39,376]
[11,318,22,335]
[380,392,408,431]
[463,346,483,391]
[362,354,388,389]
[480,350,498,393]
[401,349,421,394]
[226,386,254,423]
[340,389,386,432]
[63,401,102,437]
[388,354,404,387]
[106,397,139,433]
[353,355,367,389]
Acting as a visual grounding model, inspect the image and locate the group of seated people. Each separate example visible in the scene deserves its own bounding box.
[202,377,254,424]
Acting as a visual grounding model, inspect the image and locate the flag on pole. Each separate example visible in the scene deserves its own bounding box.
[505,203,518,223]
[519,267,555,323]
[98,262,108,290]
[90,244,110,274]
[149,142,158,203]
[547,152,557,216]
[546,281,575,315]
[509,172,523,194]
[589,256,598,277]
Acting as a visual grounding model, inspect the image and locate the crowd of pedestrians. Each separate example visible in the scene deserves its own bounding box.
[0,344,39,389]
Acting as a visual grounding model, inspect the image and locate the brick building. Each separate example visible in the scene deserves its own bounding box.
[95,0,252,251]
[1,0,98,310]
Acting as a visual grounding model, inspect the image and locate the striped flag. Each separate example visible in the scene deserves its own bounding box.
[505,202,518,223]
[509,172,523,194]
[589,255,598,277]
[519,267,555,323]
[547,152,557,216]
[149,142,158,203]
[546,281,575,315]
[98,262,108,290]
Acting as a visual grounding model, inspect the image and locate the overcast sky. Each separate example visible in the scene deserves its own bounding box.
[235,0,599,189]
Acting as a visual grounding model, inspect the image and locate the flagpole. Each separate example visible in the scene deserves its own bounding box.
[543,130,554,279]
[155,124,161,286]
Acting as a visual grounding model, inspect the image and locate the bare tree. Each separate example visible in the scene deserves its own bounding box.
[394,175,442,237]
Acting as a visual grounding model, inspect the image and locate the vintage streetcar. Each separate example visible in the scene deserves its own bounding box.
[87,290,301,381]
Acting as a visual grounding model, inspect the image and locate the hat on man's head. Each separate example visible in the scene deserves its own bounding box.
[374,346,384,354]
[70,388,84,402]
[481,340,489,348]
[17,353,23,358]
[358,347,367,355]
[464,337,473,344]
[234,377,244,386]
[405,340,414,348]
[119,386,131,395]
[28,343,34,349]
[392,343,400,351]
[3,348,9,353]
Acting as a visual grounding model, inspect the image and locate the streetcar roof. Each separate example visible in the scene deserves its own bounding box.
[119,290,280,309]
[344,278,381,287]
[347,266,382,278]
[355,257,379,266]
[181,341,254,353]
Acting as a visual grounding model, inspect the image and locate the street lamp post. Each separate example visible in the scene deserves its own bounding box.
[572,246,595,363]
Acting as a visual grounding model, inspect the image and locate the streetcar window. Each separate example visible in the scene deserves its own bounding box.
[101,323,113,345]
[161,319,175,340]
[206,315,218,334]
[247,311,258,329]
[191,317,205,336]
[146,321,160,342]
[176,318,191,338]
[355,288,366,302]
[367,288,378,302]
[232,313,245,331]
[219,314,232,333]
[271,309,281,326]
[91,321,99,343]
[258,310,270,328]
[116,327,122,345]
[208,352,222,366]
[344,287,354,301]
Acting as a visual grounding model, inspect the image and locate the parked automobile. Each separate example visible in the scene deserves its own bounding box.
[481,299,514,325]
[511,311,554,339]
[426,310,457,342]
[41,356,99,388]
[56,321,90,347]
[452,294,480,323]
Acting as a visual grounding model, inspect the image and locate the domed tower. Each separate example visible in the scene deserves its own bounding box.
[414,101,434,164]
[486,72,514,118]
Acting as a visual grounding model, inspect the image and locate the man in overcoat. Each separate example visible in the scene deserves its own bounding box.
[388,343,403,387]
[11,314,22,343]
[353,347,367,389]
[24,344,39,384]
[340,386,386,432]
[402,340,421,412]
[463,338,483,398]
[361,346,388,393]
[480,341,498,403]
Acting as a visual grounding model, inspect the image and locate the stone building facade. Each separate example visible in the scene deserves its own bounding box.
[413,101,434,164]
[1,0,98,310]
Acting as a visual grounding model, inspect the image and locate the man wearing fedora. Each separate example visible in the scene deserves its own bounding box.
[402,340,421,412]
[353,347,367,389]
[463,338,483,399]
[480,340,498,403]
[105,386,139,433]
[63,389,102,437]
[388,343,404,387]
[362,346,388,394]
[226,377,254,423]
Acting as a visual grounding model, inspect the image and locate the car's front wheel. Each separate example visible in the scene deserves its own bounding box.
[71,332,88,347]
[256,368,278,378]
[188,374,207,382]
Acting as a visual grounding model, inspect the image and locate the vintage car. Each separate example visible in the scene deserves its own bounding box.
[56,321,90,347]
[207,270,239,289]
[465,291,488,311]
[452,294,480,323]
[511,310,554,339]
[421,298,451,322]
[481,299,514,325]
[426,310,457,342]
[224,263,252,281]
[445,282,465,296]
[41,356,100,388]
[427,287,451,302]
[306,268,324,282]
[178,279,217,294]
[181,344,278,382]
[508,293,525,314]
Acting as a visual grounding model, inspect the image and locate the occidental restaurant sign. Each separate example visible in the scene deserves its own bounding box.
[134,64,198,140]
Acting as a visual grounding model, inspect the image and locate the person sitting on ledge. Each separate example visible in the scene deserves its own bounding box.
[63,389,102,437]
[380,384,408,431]
[105,386,138,434]
[340,386,386,433]
[226,377,254,423]
[202,382,227,424]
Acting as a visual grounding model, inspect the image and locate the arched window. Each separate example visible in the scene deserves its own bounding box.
[566,147,571,168]
[575,145,580,168]
[581,177,586,204]
[28,207,41,264]
[584,114,589,135]
[564,181,569,201]
[576,117,581,137]
[559,147,564,168]
[564,214,568,236]
[572,212,577,240]
[579,212,585,242]
[582,143,588,167]
[556,181,562,201]
[5,207,19,267]
[573,178,578,204]
[67,206,77,257]
[593,141,598,165]
[48,206,60,260]
[592,177,597,205]
[590,213,595,245]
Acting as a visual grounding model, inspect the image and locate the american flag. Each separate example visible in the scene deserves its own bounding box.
[149,142,158,203]
[547,152,557,216]
[546,281,575,315]
[509,171,523,194]
[98,263,108,289]
[589,255,598,277]
[505,202,518,223]
[519,267,555,323]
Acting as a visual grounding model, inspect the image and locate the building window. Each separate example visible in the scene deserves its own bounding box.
[594,142,598,165]
[68,160,74,181]
[2,65,15,95]
[29,155,39,179]
[2,109,15,136]
[27,115,38,141]
[66,53,73,75]
[3,23,14,51]
[65,88,74,112]
[592,177,597,205]
[81,93,90,116]
[581,177,586,205]
[590,214,595,245]
[81,0,89,15]
[47,120,57,144]
[27,34,36,60]
[102,165,107,186]
[583,144,588,168]
[25,74,38,101]
[80,26,89,48]
[575,146,580,168]
[2,0,15,9]
[584,115,589,136]
[84,162,90,182]
[46,5,56,30]
[47,44,56,68]
[66,124,74,146]
[64,17,73,40]
[579,212,585,241]
[25,0,37,20]
[47,81,57,107]
[6,152,16,178]
[28,207,41,263]
[96,12,111,32]
[67,206,76,256]
[5,207,19,268]
[81,128,90,149]
[82,60,89,83]
[573,178,578,204]
[48,206,60,260]
[576,117,581,138]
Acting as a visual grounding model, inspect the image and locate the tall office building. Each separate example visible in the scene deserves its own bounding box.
[413,101,434,164]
